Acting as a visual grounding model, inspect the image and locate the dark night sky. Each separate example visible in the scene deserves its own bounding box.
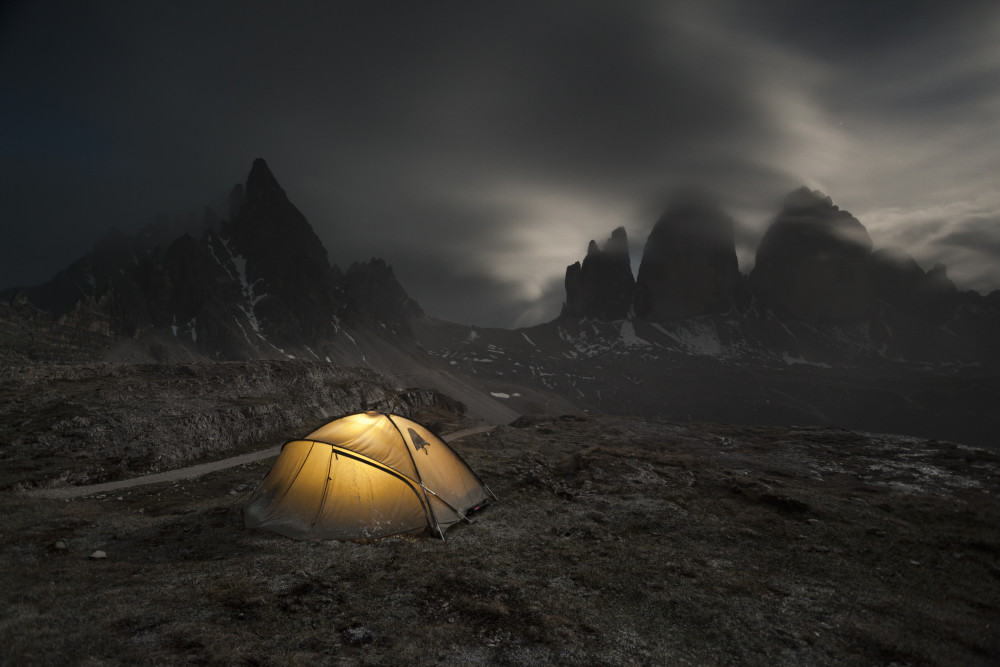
[2,1,998,328]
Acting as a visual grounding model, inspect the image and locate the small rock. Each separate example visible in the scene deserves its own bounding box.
[89,550,107,560]
[341,626,374,646]
[54,540,68,551]
[812,545,831,553]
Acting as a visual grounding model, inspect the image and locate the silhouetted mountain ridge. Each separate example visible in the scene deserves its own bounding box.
[2,158,421,361]
[3,163,999,446]
[562,227,634,320]
[559,187,999,366]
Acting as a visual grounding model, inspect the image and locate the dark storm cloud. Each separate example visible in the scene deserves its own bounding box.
[1,0,998,326]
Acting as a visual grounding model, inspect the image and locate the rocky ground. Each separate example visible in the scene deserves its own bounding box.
[0,361,466,492]
[1,375,998,665]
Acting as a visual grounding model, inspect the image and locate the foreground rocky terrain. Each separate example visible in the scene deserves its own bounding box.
[1,377,997,664]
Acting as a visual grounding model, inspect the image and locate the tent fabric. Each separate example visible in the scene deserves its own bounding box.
[244,411,493,540]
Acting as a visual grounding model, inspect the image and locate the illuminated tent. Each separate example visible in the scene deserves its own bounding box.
[244,411,495,540]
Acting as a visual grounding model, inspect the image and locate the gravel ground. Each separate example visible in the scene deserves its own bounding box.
[2,411,997,665]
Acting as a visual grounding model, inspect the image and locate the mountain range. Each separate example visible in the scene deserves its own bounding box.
[3,159,999,446]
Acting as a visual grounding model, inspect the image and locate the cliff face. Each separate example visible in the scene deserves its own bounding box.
[221,158,344,346]
[345,258,424,333]
[550,186,999,367]
[561,227,635,320]
[634,190,742,321]
[748,187,874,324]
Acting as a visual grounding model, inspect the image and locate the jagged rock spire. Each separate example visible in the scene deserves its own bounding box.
[562,227,635,320]
[633,189,741,321]
[245,157,288,205]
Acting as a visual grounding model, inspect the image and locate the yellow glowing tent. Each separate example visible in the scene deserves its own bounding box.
[244,411,495,540]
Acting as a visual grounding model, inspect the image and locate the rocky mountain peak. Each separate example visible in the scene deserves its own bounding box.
[606,226,629,256]
[749,187,874,323]
[782,185,834,212]
[772,187,872,251]
[245,158,288,206]
[2,157,432,361]
[562,228,636,320]
[216,160,341,345]
[870,247,957,324]
[345,258,424,332]
[633,190,741,321]
[229,183,246,219]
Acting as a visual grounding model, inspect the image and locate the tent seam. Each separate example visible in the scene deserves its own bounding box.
[387,414,445,539]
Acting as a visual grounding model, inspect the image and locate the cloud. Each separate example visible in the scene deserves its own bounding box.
[861,202,1000,294]
[1,0,997,326]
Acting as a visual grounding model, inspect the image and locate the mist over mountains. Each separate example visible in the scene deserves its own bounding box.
[563,185,998,337]
[3,159,999,446]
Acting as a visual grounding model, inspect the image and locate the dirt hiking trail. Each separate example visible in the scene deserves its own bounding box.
[27,423,495,500]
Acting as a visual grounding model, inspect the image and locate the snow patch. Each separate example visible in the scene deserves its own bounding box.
[620,320,649,347]
[234,317,255,347]
[216,236,268,332]
[521,332,537,347]
[490,392,510,399]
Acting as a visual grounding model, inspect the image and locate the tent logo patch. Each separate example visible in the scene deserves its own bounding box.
[408,428,431,454]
